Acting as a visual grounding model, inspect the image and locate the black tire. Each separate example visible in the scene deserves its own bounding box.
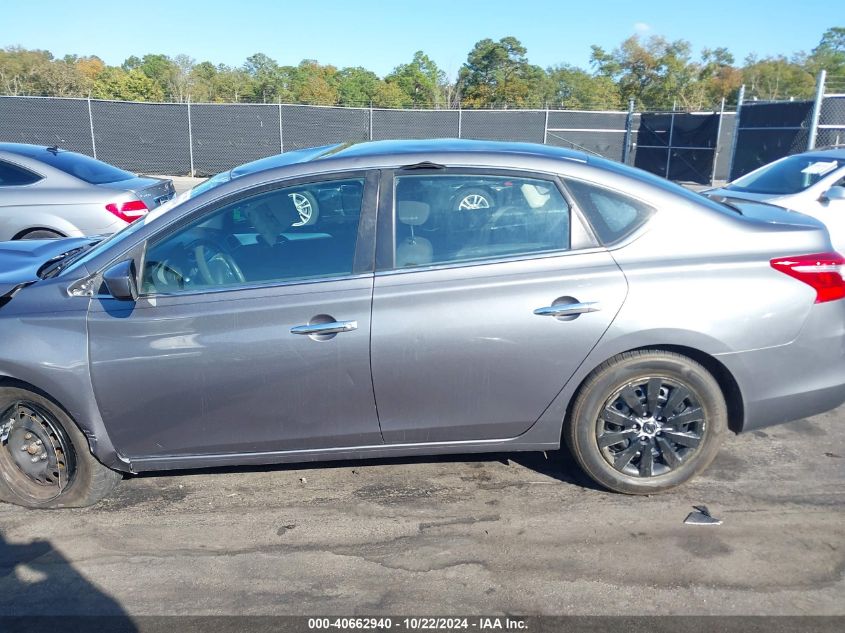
[0,387,121,508]
[452,187,495,211]
[18,229,63,240]
[564,350,727,494]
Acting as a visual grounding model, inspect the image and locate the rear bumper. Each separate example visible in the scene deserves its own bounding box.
[717,299,845,431]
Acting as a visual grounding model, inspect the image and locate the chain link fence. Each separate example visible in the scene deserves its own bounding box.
[817,94,845,149]
[1,95,739,182]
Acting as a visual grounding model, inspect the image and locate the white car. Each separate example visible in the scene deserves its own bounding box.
[706,148,845,251]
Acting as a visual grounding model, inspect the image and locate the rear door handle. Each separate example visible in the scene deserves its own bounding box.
[533,302,600,317]
[290,320,358,335]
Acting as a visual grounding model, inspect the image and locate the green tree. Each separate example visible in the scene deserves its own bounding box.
[0,47,53,95]
[336,66,380,106]
[372,81,412,108]
[457,36,544,107]
[805,26,845,86]
[136,54,178,99]
[699,47,741,104]
[386,51,445,107]
[591,35,704,109]
[547,64,622,109]
[243,53,293,102]
[292,60,339,105]
[742,55,815,100]
[93,67,164,101]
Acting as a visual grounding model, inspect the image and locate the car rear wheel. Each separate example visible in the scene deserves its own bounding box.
[0,387,121,508]
[18,229,63,240]
[453,188,494,211]
[564,350,727,494]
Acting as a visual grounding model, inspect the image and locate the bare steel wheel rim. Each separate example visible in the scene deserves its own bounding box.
[457,194,491,210]
[0,402,76,501]
[289,192,313,226]
[595,377,706,478]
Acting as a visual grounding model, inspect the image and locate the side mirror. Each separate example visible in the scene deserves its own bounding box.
[102,260,138,301]
[820,186,845,203]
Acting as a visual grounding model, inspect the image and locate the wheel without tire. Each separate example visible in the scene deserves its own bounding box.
[19,229,63,240]
[453,187,494,211]
[0,387,121,508]
[564,350,727,494]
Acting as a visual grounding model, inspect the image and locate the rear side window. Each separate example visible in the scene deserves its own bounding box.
[564,178,654,245]
[0,160,42,186]
[392,174,570,268]
[34,150,135,184]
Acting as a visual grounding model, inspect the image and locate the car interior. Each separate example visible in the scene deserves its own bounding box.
[141,179,364,294]
[394,175,571,267]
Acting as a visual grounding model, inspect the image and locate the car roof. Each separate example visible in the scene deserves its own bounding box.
[228,139,590,177]
[797,147,845,160]
[0,142,79,159]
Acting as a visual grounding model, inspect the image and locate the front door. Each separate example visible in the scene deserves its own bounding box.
[88,173,382,459]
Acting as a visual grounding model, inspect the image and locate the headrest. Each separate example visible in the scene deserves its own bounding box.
[397,200,430,226]
[521,183,552,209]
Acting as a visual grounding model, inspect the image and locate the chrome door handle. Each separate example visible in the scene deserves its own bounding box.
[533,302,600,317]
[290,320,358,335]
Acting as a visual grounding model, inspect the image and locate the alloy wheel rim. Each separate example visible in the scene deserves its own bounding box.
[289,192,313,225]
[0,402,76,501]
[458,194,491,210]
[595,377,706,478]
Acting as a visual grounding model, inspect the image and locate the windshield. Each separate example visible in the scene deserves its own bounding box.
[61,173,232,274]
[727,155,845,195]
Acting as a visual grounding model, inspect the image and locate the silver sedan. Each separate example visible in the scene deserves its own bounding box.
[0,139,844,508]
[0,143,174,240]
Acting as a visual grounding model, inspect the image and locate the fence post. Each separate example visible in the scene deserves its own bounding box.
[711,97,726,186]
[543,106,549,144]
[369,102,374,141]
[278,99,284,153]
[665,101,676,179]
[622,98,635,164]
[727,84,745,182]
[458,106,462,139]
[807,69,827,151]
[187,98,195,177]
[87,94,97,159]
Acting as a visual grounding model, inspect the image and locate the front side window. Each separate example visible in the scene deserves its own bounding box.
[142,178,364,294]
[0,160,42,186]
[392,174,570,268]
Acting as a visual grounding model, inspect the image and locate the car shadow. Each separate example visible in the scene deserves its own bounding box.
[0,532,136,627]
[130,449,604,492]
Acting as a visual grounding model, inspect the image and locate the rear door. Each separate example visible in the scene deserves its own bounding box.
[370,169,628,443]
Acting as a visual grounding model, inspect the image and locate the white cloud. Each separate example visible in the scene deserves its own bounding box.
[634,22,651,33]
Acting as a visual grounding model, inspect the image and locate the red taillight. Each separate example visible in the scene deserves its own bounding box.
[105,199,148,223]
[770,252,845,303]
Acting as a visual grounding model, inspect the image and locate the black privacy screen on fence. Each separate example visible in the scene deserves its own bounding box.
[634,113,720,184]
[1,96,746,183]
[0,97,93,155]
[729,101,813,180]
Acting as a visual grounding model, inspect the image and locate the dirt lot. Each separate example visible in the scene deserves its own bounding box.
[0,401,843,617]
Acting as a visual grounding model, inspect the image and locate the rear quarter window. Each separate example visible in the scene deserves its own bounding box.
[0,160,42,186]
[564,178,655,245]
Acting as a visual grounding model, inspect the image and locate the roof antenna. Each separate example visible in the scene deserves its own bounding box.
[47,144,60,154]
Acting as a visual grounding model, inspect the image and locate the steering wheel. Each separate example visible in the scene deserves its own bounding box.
[193,241,246,286]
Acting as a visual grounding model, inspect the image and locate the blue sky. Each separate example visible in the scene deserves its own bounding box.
[1,0,837,78]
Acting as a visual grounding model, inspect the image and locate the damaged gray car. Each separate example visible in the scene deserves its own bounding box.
[1,139,845,508]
